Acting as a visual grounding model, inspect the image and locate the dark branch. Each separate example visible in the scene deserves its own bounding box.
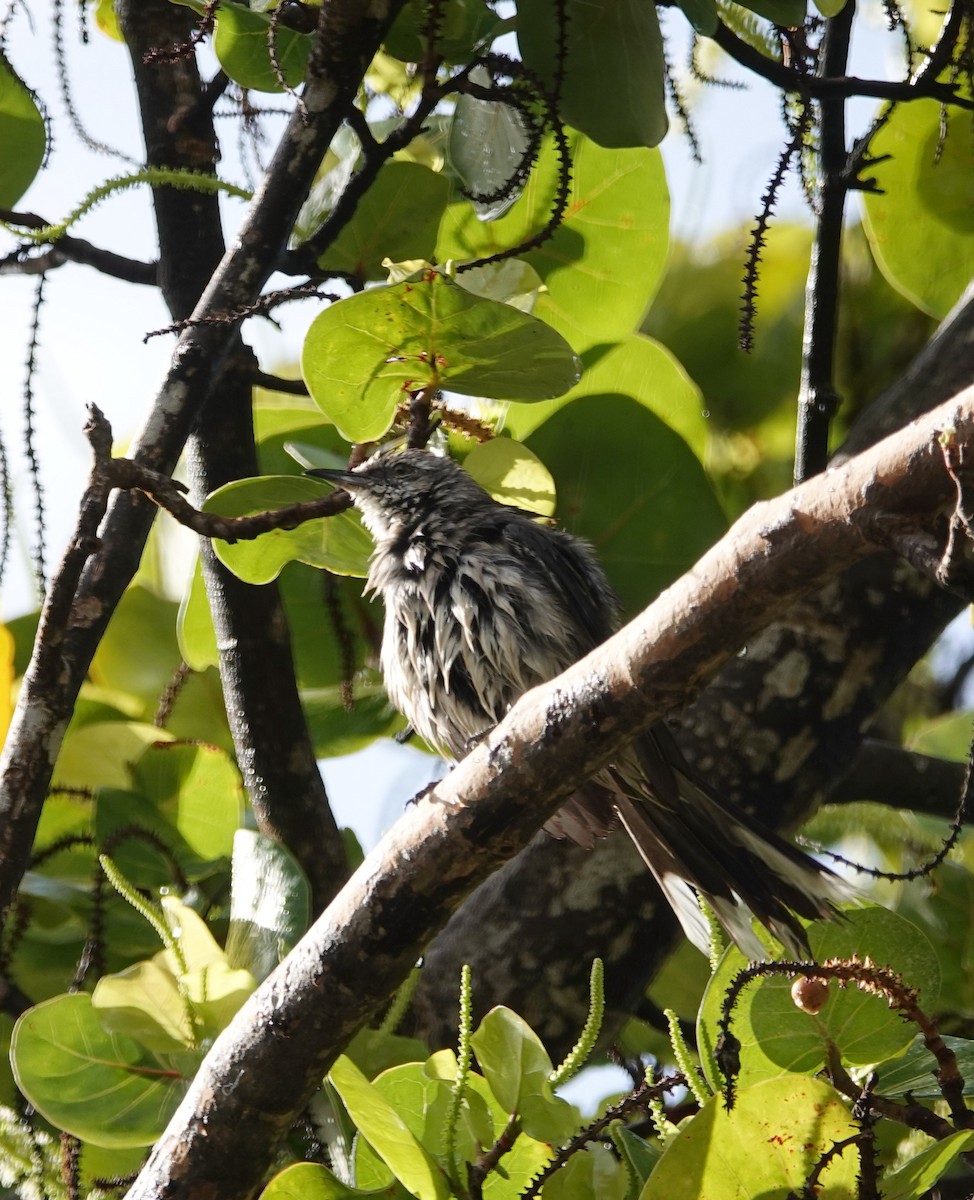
[829,740,966,817]
[0,209,158,284]
[795,1,855,482]
[710,19,974,110]
[252,370,310,395]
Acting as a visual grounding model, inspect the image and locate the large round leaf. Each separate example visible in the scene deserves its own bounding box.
[463,439,557,515]
[505,333,708,455]
[697,907,941,1094]
[518,0,667,149]
[317,162,451,280]
[862,99,974,318]
[643,1077,858,1199]
[94,741,243,884]
[436,131,669,351]
[526,394,726,614]
[130,740,243,860]
[11,993,188,1148]
[0,55,46,207]
[301,273,580,442]
[213,2,311,92]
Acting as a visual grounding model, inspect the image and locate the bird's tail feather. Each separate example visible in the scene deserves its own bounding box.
[612,776,853,959]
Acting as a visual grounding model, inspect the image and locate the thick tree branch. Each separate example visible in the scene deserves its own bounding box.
[125,384,974,1200]
[0,0,406,924]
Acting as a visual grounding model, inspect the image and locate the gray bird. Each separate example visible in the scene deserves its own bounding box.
[312,449,848,957]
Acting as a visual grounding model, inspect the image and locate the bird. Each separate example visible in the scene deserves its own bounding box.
[310,448,848,958]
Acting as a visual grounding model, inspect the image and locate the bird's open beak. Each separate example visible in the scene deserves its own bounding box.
[305,467,362,491]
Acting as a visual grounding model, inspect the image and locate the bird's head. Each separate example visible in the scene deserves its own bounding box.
[308,449,491,542]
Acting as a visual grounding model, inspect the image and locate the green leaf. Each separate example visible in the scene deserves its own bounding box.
[328,1055,451,1200]
[92,901,253,1049]
[93,0,123,39]
[180,555,384,699]
[213,2,312,92]
[92,957,197,1055]
[518,0,666,149]
[697,907,941,1094]
[677,0,719,34]
[862,99,974,318]
[895,861,974,1022]
[731,0,807,23]
[383,0,498,64]
[130,741,243,860]
[641,1078,858,1199]
[505,333,709,455]
[10,993,187,1148]
[470,1007,576,1143]
[907,708,974,761]
[881,1129,974,1200]
[90,585,182,713]
[543,1144,628,1200]
[455,258,545,312]
[55,722,171,791]
[224,830,310,983]
[205,475,373,583]
[351,1057,552,1196]
[317,162,451,281]
[642,226,810,435]
[875,1034,974,1098]
[437,132,669,351]
[463,439,556,515]
[303,681,406,758]
[610,1124,662,1191]
[0,55,46,207]
[526,394,726,615]
[812,0,849,15]
[301,272,580,442]
[178,559,218,671]
[344,1030,431,1081]
[448,67,529,219]
[261,1161,382,1200]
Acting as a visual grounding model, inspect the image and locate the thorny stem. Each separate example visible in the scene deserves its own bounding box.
[718,957,974,1139]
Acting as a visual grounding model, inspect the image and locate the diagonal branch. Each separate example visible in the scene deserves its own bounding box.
[125,383,974,1200]
[709,15,974,110]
